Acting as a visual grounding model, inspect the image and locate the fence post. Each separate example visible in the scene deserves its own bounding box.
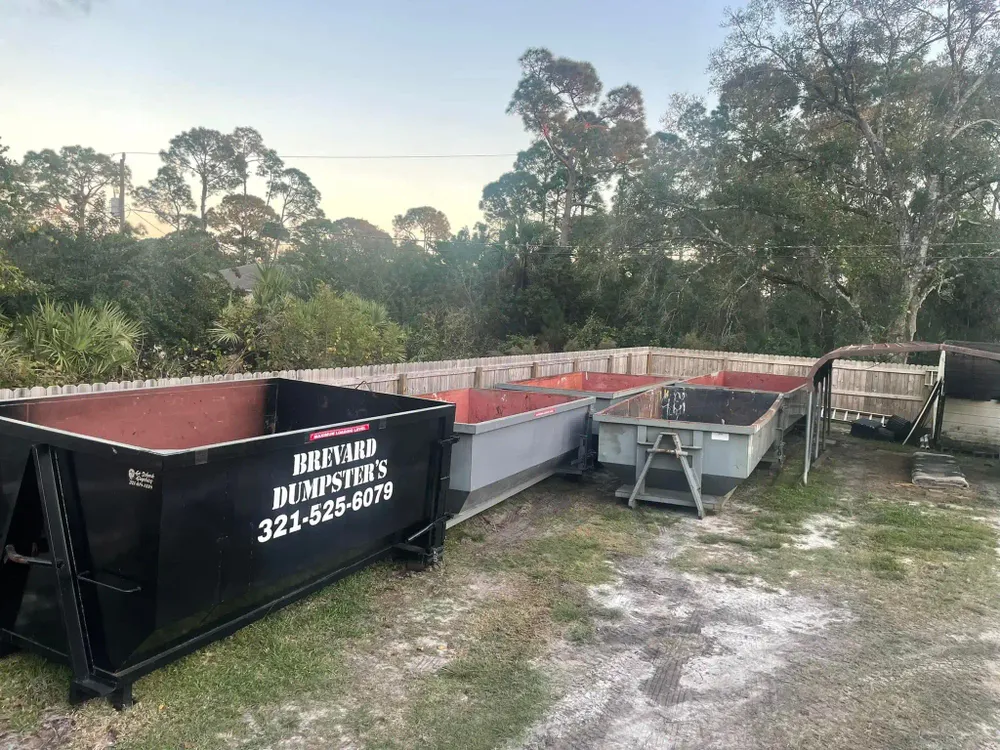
[645,350,654,375]
[626,354,634,375]
[607,354,615,373]
[572,358,581,373]
[474,366,483,388]
[397,373,408,395]
[530,361,540,378]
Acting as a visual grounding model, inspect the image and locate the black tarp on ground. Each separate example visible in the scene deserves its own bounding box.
[851,417,896,441]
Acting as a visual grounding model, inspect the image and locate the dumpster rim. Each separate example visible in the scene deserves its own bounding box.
[497,378,675,401]
[593,389,785,435]
[0,405,453,457]
[677,370,810,396]
[0,379,455,458]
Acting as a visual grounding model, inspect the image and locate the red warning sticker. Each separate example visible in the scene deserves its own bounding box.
[309,423,370,441]
[533,408,557,418]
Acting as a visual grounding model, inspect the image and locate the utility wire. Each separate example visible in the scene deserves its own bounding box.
[129,209,166,236]
[116,150,518,160]
[192,233,997,258]
[113,214,1000,259]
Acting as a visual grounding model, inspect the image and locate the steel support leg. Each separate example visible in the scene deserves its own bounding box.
[668,432,705,519]
[804,388,814,484]
[627,433,664,509]
[627,432,705,519]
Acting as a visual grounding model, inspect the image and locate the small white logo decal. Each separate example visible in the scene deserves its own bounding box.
[129,468,155,490]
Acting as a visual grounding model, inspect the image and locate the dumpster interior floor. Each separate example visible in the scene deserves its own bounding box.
[3,435,1000,750]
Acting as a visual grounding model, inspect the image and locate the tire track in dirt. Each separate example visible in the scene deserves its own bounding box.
[516,527,849,750]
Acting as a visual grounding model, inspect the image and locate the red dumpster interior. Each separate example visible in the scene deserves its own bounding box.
[0,380,441,451]
[0,382,273,450]
[510,371,668,393]
[424,388,578,424]
[682,371,809,394]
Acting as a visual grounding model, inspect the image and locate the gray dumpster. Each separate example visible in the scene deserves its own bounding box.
[498,372,673,434]
[594,385,784,516]
[423,388,594,526]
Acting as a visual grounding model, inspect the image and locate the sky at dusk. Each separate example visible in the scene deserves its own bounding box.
[0,0,737,233]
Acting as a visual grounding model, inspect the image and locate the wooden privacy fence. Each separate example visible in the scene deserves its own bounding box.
[0,346,938,420]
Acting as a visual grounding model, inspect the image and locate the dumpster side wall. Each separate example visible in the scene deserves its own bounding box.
[446,431,474,495]
[274,379,445,432]
[131,416,445,671]
[444,405,590,523]
[467,409,586,492]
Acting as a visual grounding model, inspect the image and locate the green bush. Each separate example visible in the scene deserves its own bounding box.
[211,266,406,372]
[10,300,142,385]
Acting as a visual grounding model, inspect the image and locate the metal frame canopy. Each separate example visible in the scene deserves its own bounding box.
[802,342,1000,483]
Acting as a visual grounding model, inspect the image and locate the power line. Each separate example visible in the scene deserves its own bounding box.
[230,234,1000,258]
[117,150,518,160]
[129,210,166,237]
[109,216,1000,259]
[282,153,517,160]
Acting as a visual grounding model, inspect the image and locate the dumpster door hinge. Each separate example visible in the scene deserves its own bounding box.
[438,435,460,447]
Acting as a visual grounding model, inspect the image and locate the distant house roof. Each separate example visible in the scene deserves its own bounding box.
[218,264,261,293]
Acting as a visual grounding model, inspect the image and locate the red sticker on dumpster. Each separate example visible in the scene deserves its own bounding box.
[309,423,370,441]
[533,408,557,418]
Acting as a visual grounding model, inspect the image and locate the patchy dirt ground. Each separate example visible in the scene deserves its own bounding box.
[517,439,1000,750]
[2,435,999,749]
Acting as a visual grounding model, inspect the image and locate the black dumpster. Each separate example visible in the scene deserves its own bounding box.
[0,378,455,707]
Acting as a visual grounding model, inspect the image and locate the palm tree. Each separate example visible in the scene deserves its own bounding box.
[17,300,142,382]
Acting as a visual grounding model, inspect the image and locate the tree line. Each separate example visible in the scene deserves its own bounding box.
[0,0,997,388]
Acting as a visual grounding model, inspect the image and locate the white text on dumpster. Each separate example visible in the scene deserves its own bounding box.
[257,437,393,544]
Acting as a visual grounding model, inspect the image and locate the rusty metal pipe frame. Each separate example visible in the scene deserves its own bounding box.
[809,342,1000,380]
[799,340,1000,482]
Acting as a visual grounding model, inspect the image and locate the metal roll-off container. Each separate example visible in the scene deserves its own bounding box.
[0,379,455,706]
[423,388,593,526]
[594,385,788,517]
[498,372,673,434]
